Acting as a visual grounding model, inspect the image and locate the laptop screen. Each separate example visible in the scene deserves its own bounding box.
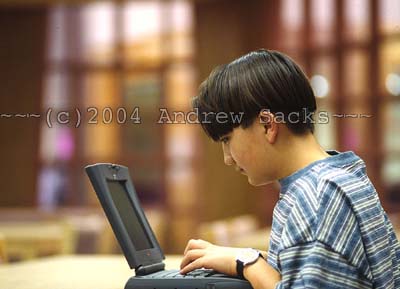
[106,180,153,251]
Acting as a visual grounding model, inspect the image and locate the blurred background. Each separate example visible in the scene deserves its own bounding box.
[0,0,399,264]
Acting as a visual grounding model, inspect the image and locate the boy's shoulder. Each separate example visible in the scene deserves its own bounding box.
[279,151,378,247]
[278,152,400,284]
[280,150,367,197]
[286,151,377,222]
[289,150,371,204]
[278,153,379,278]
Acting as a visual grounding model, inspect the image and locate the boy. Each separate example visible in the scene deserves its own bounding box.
[179,49,400,289]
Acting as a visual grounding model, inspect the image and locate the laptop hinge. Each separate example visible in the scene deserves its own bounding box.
[135,262,165,276]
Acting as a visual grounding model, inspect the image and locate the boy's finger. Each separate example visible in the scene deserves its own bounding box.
[180,249,205,269]
[183,239,195,255]
[183,239,206,255]
[180,258,204,275]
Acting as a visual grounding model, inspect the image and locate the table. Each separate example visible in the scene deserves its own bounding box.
[0,220,75,261]
[0,255,182,289]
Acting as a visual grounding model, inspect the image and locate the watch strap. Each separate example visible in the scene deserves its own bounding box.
[236,251,263,280]
[236,258,245,279]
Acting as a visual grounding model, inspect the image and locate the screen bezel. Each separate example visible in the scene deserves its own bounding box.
[85,163,164,269]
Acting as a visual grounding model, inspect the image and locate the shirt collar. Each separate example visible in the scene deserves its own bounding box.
[278,150,360,193]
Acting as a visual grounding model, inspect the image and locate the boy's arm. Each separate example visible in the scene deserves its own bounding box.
[277,241,373,289]
[180,239,280,289]
[243,256,280,289]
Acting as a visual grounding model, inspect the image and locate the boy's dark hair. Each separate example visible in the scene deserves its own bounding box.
[192,49,317,141]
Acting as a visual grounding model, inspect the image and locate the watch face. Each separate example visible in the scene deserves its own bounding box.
[237,248,260,265]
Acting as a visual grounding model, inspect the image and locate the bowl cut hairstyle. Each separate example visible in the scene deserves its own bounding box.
[192,49,317,141]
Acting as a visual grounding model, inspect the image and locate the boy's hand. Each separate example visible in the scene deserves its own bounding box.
[179,239,241,276]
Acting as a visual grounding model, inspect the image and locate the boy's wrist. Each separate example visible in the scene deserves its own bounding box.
[243,256,265,280]
[243,257,281,289]
[235,248,262,279]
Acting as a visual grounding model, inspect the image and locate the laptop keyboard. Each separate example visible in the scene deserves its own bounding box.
[146,269,221,279]
[184,269,216,278]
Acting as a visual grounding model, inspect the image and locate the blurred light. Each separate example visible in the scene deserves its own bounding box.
[380,0,400,33]
[310,74,329,98]
[383,158,400,185]
[171,0,193,32]
[282,0,303,29]
[385,73,400,96]
[81,2,115,48]
[344,0,369,38]
[44,72,69,109]
[311,0,334,32]
[81,1,115,63]
[47,5,67,61]
[56,127,74,161]
[123,1,161,42]
[37,166,66,211]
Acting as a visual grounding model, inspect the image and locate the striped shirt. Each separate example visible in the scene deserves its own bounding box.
[267,151,400,289]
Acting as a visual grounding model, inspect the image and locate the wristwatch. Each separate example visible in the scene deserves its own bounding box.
[235,248,263,279]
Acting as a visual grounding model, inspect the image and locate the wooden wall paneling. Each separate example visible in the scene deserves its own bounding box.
[369,0,385,205]
[0,7,47,206]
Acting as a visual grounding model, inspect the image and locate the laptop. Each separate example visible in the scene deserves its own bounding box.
[85,163,253,289]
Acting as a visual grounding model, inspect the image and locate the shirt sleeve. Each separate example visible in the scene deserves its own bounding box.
[274,240,372,289]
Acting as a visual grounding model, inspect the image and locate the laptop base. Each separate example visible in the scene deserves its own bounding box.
[125,271,253,289]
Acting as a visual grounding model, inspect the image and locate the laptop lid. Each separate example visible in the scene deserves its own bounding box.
[85,163,165,271]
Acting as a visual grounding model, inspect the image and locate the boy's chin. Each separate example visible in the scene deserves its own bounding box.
[247,176,270,187]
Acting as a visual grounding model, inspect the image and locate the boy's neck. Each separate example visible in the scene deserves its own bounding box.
[276,131,330,180]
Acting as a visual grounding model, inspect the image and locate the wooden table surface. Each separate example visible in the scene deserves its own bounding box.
[0,254,183,289]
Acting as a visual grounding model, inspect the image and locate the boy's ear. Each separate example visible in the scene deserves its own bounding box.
[259,109,278,144]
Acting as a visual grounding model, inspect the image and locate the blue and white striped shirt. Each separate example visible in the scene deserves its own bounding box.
[268,151,400,289]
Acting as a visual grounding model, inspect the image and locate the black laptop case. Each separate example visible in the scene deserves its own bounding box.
[85,163,252,289]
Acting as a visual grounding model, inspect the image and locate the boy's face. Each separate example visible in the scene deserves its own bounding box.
[220,115,279,186]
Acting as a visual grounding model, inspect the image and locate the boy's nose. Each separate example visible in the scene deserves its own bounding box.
[224,154,235,166]
[222,143,234,166]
